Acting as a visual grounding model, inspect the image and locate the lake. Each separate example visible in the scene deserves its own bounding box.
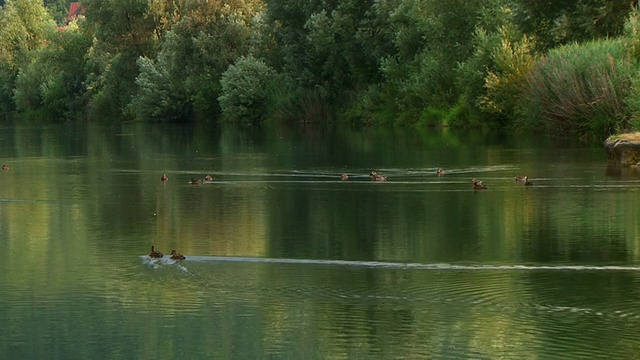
[0,122,639,359]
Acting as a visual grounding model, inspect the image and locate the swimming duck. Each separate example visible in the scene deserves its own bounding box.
[515,176,527,182]
[340,173,349,180]
[2,165,8,170]
[170,250,186,260]
[149,246,164,258]
[204,175,213,182]
[472,179,488,190]
[523,176,533,186]
[161,173,168,182]
[370,171,387,181]
[190,178,203,185]
[436,168,445,176]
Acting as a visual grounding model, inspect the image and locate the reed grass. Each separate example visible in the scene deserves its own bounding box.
[519,39,633,138]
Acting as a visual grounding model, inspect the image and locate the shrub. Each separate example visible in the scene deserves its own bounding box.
[520,39,633,138]
[218,56,278,125]
[480,26,537,120]
[129,55,192,122]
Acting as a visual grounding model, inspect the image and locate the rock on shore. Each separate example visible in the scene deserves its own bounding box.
[604,132,640,166]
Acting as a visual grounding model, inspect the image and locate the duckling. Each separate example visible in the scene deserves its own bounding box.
[524,176,533,186]
[472,179,488,190]
[369,171,387,181]
[149,246,164,258]
[161,173,168,182]
[170,250,186,260]
[2,165,8,171]
[340,173,349,180]
[436,168,445,176]
[515,176,527,182]
[190,178,203,185]
[204,175,213,182]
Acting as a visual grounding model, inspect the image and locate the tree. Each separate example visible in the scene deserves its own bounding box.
[511,0,634,51]
[219,56,278,125]
[13,22,92,119]
[130,0,263,121]
[0,0,57,114]
[44,0,71,25]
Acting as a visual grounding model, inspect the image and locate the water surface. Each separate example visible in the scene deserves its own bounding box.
[0,123,639,359]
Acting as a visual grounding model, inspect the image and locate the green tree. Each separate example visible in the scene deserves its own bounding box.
[219,56,278,125]
[0,0,57,114]
[372,0,490,124]
[266,0,394,95]
[81,0,159,120]
[44,0,71,25]
[130,0,263,121]
[13,22,92,119]
[511,0,635,51]
[129,33,192,122]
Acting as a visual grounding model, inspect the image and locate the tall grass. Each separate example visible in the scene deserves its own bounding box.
[519,39,633,138]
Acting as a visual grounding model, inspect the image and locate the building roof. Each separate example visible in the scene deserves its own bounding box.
[68,2,84,21]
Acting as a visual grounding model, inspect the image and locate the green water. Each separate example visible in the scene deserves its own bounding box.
[1,123,639,359]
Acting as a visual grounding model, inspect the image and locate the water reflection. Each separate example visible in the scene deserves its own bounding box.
[0,123,639,358]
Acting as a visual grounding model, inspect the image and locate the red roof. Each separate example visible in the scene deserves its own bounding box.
[68,2,84,21]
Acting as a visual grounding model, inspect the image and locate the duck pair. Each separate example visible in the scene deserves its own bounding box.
[369,171,387,181]
[161,174,213,184]
[149,246,186,260]
[191,175,214,184]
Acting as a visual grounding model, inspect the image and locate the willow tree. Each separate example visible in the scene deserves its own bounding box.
[130,0,264,122]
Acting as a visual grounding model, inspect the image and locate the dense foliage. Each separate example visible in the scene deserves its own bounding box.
[1,0,640,139]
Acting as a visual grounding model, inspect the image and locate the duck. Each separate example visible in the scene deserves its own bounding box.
[170,250,186,260]
[340,173,349,180]
[369,171,387,181]
[472,179,488,190]
[436,168,445,176]
[161,173,168,182]
[204,175,213,182]
[149,246,164,258]
[514,176,527,182]
[523,176,533,186]
[190,178,203,185]
[2,165,8,171]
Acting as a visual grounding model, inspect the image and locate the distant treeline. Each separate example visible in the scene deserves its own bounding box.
[1,0,639,139]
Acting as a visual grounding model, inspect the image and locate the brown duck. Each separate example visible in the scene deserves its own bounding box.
[170,250,186,260]
[472,179,487,190]
[149,246,164,258]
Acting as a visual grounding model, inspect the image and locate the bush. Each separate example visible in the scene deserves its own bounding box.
[129,55,192,122]
[218,56,278,125]
[480,26,537,120]
[520,39,633,138]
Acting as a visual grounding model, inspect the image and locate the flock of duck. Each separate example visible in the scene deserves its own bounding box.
[149,246,186,260]
[161,168,533,190]
[343,168,533,190]
[152,169,533,257]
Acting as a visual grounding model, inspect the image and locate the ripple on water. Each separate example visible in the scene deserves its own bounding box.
[134,256,640,359]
